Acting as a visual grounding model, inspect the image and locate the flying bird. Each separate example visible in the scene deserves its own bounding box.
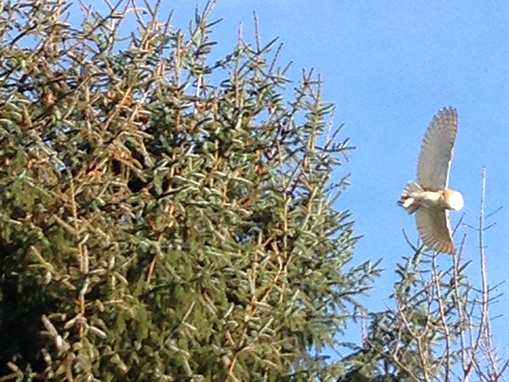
[399,106,464,254]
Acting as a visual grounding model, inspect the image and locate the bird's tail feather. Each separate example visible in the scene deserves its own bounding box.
[398,181,422,214]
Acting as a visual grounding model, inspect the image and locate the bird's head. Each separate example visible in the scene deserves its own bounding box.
[443,189,464,211]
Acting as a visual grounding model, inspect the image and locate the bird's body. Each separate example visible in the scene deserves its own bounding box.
[399,107,464,254]
[401,182,463,212]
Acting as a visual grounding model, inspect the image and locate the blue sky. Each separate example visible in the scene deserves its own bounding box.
[81,0,508,356]
[159,0,509,351]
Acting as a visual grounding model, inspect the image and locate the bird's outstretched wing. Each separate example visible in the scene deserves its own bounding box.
[415,206,455,254]
[417,107,458,190]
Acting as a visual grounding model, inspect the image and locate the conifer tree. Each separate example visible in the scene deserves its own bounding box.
[0,1,379,380]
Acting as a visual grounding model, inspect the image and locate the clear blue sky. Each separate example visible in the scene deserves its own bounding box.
[83,0,509,355]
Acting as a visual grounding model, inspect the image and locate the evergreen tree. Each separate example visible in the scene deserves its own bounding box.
[0,1,379,380]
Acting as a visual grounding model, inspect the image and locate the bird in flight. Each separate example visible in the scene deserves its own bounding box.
[399,106,464,254]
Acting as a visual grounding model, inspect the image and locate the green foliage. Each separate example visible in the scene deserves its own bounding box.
[0,1,379,380]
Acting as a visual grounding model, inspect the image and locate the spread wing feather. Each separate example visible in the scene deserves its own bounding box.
[417,107,458,189]
[415,206,455,254]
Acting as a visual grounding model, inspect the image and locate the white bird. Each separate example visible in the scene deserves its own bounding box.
[399,106,464,254]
